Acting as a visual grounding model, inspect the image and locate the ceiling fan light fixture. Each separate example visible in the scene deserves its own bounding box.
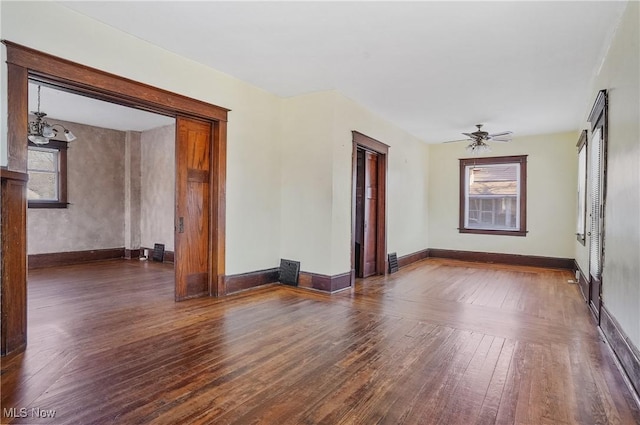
[64,129,77,142]
[28,134,50,145]
[42,125,56,138]
[27,85,77,145]
[466,140,491,155]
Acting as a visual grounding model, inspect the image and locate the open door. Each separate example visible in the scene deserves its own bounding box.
[175,117,212,301]
[355,148,379,278]
[351,132,388,280]
[362,150,379,277]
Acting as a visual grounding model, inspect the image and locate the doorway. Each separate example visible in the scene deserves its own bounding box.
[351,131,388,279]
[1,41,228,355]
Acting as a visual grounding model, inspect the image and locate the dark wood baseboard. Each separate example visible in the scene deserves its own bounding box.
[163,251,175,263]
[428,249,574,270]
[575,261,589,303]
[125,249,141,260]
[397,249,430,268]
[600,304,640,399]
[299,271,352,293]
[224,268,280,295]
[28,248,125,269]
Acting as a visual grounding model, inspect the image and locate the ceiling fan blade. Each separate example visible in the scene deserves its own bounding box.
[462,132,474,137]
[491,137,512,143]
[443,138,471,144]
[488,131,513,138]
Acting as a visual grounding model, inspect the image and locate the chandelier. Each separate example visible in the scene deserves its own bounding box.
[28,85,76,145]
[465,139,491,154]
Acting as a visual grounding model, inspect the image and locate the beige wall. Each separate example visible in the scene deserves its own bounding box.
[280,91,430,275]
[578,1,639,348]
[279,92,334,274]
[428,132,578,258]
[27,119,126,254]
[140,124,175,252]
[330,93,430,274]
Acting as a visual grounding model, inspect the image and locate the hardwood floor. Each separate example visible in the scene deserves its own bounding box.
[1,258,639,424]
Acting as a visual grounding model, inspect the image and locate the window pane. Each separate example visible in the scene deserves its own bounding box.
[466,164,519,230]
[28,171,58,200]
[576,146,587,238]
[28,149,57,172]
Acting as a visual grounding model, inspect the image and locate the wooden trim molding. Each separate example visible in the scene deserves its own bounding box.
[600,305,640,399]
[1,174,28,355]
[397,249,430,268]
[588,90,607,126]
[1,167,29,181]
[299,271,352,293]
[458,155,528,237]
[224,268,280,295]
[28,248,125,269]
[575,261,589,303]
[125,249,141,260]
[4,41,229,122]
[352,131,390,154]
[428,249,574,270]
[351,131,388,281]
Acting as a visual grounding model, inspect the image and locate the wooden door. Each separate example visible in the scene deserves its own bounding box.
[355,149,365,277]
[175,117,212,301]
[362,151,378,278]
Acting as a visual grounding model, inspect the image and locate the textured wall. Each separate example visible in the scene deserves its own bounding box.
[124,131,142,250]
[140,124,175,251]
[27,118,125,254]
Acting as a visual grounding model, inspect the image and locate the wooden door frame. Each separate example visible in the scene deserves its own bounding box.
[1,41,228,355]
[350,131,388,283]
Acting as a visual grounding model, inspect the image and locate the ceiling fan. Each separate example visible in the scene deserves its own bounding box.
[445,124,513,154]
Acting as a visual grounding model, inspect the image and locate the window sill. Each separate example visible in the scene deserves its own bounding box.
[28,201,69,209]
[459,228,527,237]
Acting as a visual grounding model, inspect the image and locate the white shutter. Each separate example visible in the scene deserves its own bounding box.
[589,128,602,278]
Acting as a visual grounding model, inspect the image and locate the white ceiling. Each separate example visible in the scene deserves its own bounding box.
[55,1,627,143]
[28,83,175,132]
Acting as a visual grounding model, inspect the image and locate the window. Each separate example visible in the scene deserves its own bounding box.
[27,140,68,208]
[459,155,527,236]
[576,130,587,245]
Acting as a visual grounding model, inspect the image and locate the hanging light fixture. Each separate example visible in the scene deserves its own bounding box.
[465,139,491,155]
[28,85,77,145]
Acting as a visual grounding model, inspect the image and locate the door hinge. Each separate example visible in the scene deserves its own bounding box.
[178,217,184,233]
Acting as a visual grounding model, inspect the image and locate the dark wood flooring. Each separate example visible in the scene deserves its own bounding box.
[1,258,639,424]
